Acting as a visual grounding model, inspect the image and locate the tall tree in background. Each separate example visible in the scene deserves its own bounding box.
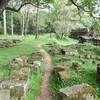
[3,10,7,35]
[11,0,14,35]
[21,5,32,36]
[51,0,78,39]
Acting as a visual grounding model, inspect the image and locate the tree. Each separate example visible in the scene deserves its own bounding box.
[51,0,78,39]
[20,4,33,36]
[70,0,100,19]
[10,0,14,35]
[3,10,7,35]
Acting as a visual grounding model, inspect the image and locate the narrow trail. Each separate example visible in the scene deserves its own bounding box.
[36,44,53,100]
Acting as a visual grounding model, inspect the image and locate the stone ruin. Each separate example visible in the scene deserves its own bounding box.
[69,28,89,39]
[0,38,23,48]
[79,36,100,46]
[53,65,73,82]
[0,52,42,100]
[59,83,96,100]
[60,48,79,55]
[69,27,100,46]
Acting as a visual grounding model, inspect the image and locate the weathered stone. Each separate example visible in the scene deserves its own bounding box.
[84,55,91,59]
[69,28,89,39]
[0,80,26,89]
[90,55,96,59]
[0,90,10,100]
[53,67,65,72]
[33,61,41,67]
[53,65,72,82]
[58,71,73,82]
[80,60,85,64]
[59,57,71,62]
[61,48,78,55]
[12,38,22,43]
[45,42,57,47]
[20,54,29,63]
[15,57,23,62]
[96,56,100,60]
[0,80,28,99]
[72,62,85,72]
[0,39,22,48]
[59,83,96,100]
[72,62,82,69]
[27,56,41,64]
[31,52,41,56]
[11,61,24,70]
[11,67,30,80]
[49,48,60,56]
[27,64,40,72]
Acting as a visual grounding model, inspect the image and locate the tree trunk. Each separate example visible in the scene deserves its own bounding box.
[49,7,52,38]
[35,6,39,39]
[3,10,7,35]
[24,11,30,36]
[11,12,14,35]
[21,14,25,36]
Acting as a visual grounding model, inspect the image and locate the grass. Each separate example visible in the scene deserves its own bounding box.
[44,42,100,99]
[0,34,76,100]
[27,62,45,100]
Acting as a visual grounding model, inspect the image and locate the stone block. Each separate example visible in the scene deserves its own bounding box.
[59,83,96,100]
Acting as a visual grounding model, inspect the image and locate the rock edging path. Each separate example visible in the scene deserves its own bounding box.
[36,44,53,100]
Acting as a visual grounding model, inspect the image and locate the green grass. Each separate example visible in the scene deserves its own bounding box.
[27,62,45,100]
[44,43,100,99]
[0,34,76,100]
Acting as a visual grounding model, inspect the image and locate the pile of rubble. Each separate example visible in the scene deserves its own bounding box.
[0,52,42,100]
[0,38,23,48]
[69,28,100,46]
[53,65,73,82]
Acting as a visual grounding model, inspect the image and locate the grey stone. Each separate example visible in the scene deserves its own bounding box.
[33,61,41,66]
[0,80,29,98]
[0,90,10,100]
[59,83,96,100]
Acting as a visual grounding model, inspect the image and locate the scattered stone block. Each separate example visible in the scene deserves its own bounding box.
[61,48,78,55]
[0,39,22,48]
[0,80,28,99]
[0,90,10,100]
[90,55,96,59]
[69,28,88,39]
[58,71,73,82]
[12,38,23,43]
[59,57,71,62]
[49,48,60,56]
[72,62,85,72]
[53,67,65,73]
[59,83,96,100]
[96,56,100,60]
[11,67,30,80]
[33,61,41,67]
[84,55,91,59]
[27,56,41,64]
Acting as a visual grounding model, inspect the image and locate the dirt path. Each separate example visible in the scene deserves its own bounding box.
[36,44,53,100]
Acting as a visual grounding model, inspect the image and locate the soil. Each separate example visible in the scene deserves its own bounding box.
[36,44,54,100]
